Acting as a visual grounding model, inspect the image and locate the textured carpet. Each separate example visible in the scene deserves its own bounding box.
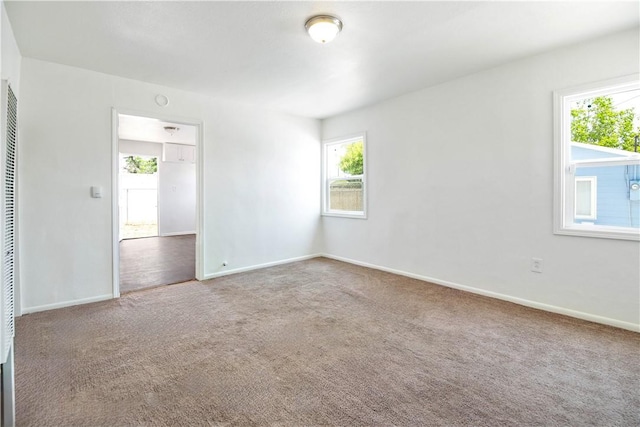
[15,258,640,426]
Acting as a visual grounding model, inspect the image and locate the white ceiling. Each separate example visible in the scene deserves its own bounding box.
[118,114,197,145]
[5,1,639,119]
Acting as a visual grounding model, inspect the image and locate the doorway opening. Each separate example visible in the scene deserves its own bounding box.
[119,154,158,240]
[113,111,200,295]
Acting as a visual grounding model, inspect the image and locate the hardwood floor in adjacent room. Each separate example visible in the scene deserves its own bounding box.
[119,234,195,293]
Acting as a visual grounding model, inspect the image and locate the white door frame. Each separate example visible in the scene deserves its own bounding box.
[111,108,204,298]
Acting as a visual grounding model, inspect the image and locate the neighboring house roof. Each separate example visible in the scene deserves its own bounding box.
[571,142,640,158]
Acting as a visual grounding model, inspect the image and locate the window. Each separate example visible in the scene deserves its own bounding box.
[554,75,640,240]
[574,177,597,221]
[322,134,366,218]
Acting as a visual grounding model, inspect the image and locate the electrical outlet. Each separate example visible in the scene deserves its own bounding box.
[531,258,543,273]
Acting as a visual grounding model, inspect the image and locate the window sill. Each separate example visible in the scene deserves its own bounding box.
[322,211,367,219]
[554,224,640,241]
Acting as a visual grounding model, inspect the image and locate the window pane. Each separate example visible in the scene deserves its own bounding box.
[323,135,366,217]
[569,89,640,156]
[326,140,363,179]
[329,179,363,212]
[575,180,592,217]
[575,164,639,228]
[566,85,640,232]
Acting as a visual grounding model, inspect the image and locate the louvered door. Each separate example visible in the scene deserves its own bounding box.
[1,82,16,364]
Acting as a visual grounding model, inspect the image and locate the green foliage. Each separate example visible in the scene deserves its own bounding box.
[571,96,638,152]
[123,156,157,174]
[339,141,364,175]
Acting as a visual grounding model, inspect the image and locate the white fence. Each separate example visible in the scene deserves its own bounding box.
[119,173,158,224]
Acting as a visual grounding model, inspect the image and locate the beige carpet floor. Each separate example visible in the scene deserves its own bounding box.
[15,258,640,426]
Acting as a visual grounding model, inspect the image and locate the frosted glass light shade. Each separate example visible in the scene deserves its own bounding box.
[305,15,343,44]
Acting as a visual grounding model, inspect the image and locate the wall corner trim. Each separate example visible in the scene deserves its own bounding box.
[320,253,640,333]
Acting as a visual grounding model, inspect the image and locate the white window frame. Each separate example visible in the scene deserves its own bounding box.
[553,74,640,241]
[574,176,597,221]
[322,133,367,219]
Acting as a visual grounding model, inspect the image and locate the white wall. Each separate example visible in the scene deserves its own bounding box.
[158,158,195,236]
[18,58,321,312]
[1,3,20,96]
[119,139,162,158]
[322,29,640,330]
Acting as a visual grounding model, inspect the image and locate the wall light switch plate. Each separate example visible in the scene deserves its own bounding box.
[91,186,103,198]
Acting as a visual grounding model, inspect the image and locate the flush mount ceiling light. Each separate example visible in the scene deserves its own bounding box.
[305,15,343,44]
[164,126,180,135]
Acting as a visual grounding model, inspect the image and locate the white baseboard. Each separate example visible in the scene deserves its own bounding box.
[321,253,640,333]
[20,254,638,333]
[159,231,196,237]
[20,255,323,315]
[21,294,113,315]
[203,253,323,280]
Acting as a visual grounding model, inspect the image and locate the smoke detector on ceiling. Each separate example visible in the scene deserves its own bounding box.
[155,94,169,107]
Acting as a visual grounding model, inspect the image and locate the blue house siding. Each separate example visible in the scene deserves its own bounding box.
[572,145,640,228]
[572,146,623,161]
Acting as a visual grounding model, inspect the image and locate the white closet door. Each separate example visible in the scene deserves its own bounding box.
[1,81,17,365]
